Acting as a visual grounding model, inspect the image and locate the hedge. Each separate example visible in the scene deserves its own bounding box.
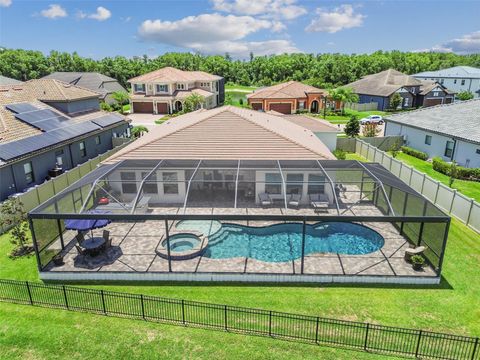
[432,157,480,181]
[401,146,428,161]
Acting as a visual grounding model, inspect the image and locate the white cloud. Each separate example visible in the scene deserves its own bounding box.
[305,5,365,33]
[416,31,480,55]
[212,0,306,20]
[0,0,12,8]
[138,13,299,57]
[88,6,111,21]
[40,4,67,19]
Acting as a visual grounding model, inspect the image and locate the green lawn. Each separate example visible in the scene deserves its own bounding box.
[1,212,479,359]
[393,152,480,202]
[315,110,387,124]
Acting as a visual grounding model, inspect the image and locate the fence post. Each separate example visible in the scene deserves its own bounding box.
[415,330,423,357]
[364,323,370,350]
[224,305,228,331]
[140,294,145,320]
[101,290,106,314]
[62,285,69,309]
[301,220,306,274]
[434,182,440,204]
[420,173,426,194]
[471,337,479,360]
[269,310,273,336]
[449,190,456,214]
[181,299,186,325]
[315,316,319,343]
[466,199,475,225]
[25,281,33,305]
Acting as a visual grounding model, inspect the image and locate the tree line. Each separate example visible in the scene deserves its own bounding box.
[1,48,479,89]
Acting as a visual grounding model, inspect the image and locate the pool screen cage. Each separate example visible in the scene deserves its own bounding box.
[29,159,450,277]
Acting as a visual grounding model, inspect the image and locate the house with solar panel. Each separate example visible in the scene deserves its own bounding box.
[0,79,130,201]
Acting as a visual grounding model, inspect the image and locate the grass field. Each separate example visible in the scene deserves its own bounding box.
[315,110,387,124]
[1,208,479,359]
[392,152,480,202]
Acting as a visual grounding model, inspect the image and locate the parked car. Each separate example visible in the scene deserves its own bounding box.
[360,115,384,125]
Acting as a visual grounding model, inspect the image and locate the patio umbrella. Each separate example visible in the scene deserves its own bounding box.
[65,209,111,237]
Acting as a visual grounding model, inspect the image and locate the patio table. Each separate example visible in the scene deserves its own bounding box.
[82,237,106,256]
[312,202,329,213]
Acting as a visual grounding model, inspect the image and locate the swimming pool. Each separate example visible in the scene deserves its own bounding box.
[176,221,384,262]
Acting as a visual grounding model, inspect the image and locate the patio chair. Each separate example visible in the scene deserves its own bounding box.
[310,194,329,213]
[404,246,426,262]
[258,193,273,208]
[288,194,302,209]
[102,230,111,250]
[75,245,86,256]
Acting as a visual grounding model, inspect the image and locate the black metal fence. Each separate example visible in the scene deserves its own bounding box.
[0,278,478,360]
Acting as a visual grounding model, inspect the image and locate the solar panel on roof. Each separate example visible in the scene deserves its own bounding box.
[5,102,40,114]
[15,110,70,131]
[91,114,125,128]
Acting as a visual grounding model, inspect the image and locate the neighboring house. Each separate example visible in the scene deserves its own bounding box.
[417,80,455,107]
[413,66,480,99]
[128,67,225,114]
[0,75,23,86]
[384,99,480,168]
[42,72,127,104]
[247,81,340,114]
[347,69,453,110]
[0,79,130,201]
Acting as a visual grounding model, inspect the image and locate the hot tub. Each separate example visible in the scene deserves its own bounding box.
[156,232,208,260]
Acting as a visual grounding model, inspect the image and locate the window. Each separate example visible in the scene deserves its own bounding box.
[176,83,185,90]
[298,101,305,110]
[444,141,454,158]
[286,174,303,194]
[403,97,409,107]
[476,149,480,155]
[162,172,178,194]
[265,173,282,194]
[55,149,64,166]
[156,84,168,93]
[120,172,137,194]
[454,79,457,84]
[440,79,444,84]
[425,135,432,145]
[134,84,146,93]
[433,92,439,97]
[141,172,158,194]
[79,141,86,157]
[461,80,466,86]
[95,136,101,145]
[307,174,325,194]
[215,82,218,91]
[23,162,34,184]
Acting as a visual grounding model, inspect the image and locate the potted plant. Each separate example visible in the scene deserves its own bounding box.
[53,254,64,266]
[411,255,425,271]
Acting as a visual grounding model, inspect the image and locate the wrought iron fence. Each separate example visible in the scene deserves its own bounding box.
[0,279,478,359]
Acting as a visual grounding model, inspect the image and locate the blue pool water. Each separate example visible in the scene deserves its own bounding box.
[177,221,384,262]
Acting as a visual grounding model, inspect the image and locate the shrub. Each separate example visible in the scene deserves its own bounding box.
[333,149,347,160]
[401,146,428,160]
[456,91,474,101]
[344,115,360,138]
[432,157,480,181]
[100,102,113,112]
[0,198,32,257]
[362,122,380,137]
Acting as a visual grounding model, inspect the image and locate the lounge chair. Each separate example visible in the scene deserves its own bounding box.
[99,196,151,213]
[75,245,86,256]
[102,230,111,250]
[288,194,302,209]
[258,193,273,208]
[310,194,329,213]
[404,246,426,262]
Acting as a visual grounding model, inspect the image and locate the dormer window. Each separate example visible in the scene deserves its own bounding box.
[156,84,168,93]
[134,84,146,93]
[176,83,186,90]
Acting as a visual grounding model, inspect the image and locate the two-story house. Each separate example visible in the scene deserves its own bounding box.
[128,67,225,114]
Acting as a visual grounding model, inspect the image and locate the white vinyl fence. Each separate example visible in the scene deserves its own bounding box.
[355,139,480,234]
[345,102,378,112]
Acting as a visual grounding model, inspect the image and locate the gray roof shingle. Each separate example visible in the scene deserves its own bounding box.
[347,69,422,97]
[413,66,480,79]
[0,75,23,86]
[385,99,480,144]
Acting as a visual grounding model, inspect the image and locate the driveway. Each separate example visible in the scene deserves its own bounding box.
[127,113,163,129]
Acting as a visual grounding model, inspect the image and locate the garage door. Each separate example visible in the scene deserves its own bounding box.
[251,102,263,111]
[269,103,292,114]
[423,98,443,107]
[156,102,168,114]
[133,102,153,113]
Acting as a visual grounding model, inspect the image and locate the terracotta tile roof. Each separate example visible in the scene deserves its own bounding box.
[23,79,101,101]
[347,69,423,97]
[247,81,326,100]
[129,67,222,83]
[280,114,340,133]
[129,87,214,101]
[103,106,335,163]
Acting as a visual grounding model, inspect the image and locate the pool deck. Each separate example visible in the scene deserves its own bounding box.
[42,204,437,281]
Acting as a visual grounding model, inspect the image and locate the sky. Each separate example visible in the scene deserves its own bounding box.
[0,0,479,59]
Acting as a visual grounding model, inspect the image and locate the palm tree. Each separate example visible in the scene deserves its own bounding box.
[131,125,149,138]
[328,87,359,115]
[183,93,205,113]
[112,91,130,114]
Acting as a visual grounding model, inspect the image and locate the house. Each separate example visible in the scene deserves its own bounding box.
[417,80,455,107]
[0,75,23,86]
[384,99,480,167]
[127,67,224,114]
[42,72,127,104]
[413,66,480,99]
[0,79,130,201]
[347,69,453,110]
[246,81,340,114]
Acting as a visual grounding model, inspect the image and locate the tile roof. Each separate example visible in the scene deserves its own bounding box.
[23,79,101,102]
[129,67,222,83]
[0,75,23,86]
[103,105,335,163]
[129,87,214,101]
[347,69,423,97]
[385,99,480,144]
[42,72,126,98]
[413,66,480,79]
[247,81,326,100]
[280,114,340,133]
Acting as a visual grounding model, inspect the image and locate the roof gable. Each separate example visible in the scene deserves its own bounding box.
[247,81,326,100]
[348,69,422,97]
[128,67,221,83]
